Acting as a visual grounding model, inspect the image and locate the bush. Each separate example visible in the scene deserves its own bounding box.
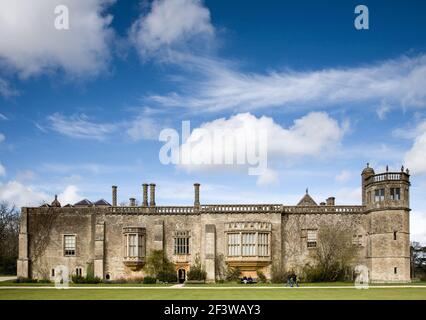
[302,263,349,282]
[0,257,17,275]
[270,264,289,283]
[226,266,241,281]
[143,276,157,284]
[14,277,38,283]
[38,279,52,284]
[71,274,102,284]
[256,270,267,283]
[144,250,177,283]
[158,270,177,283]
[187,254,207,281]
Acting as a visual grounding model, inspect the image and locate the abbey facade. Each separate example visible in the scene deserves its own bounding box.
[17,165,411,283]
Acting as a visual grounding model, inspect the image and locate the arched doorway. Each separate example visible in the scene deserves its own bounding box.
[178,269,186,283]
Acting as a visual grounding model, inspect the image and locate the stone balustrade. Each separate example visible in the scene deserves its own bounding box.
[28,204,367,215]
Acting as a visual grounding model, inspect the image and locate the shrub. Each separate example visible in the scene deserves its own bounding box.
[226,266,241,281]
[71,274,101,284]
[158,270,177,283]
[144,250,177,283]
[14,277,38,283]
[187,254,207,281]
[270,264,289,283]
[38,279,51,284]
[143,276,157,284]
[256,270,267,283]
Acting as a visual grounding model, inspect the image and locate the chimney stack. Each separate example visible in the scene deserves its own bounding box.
[149,183,156,207]
[112,185,117,206]
[194,183,200,206]
[129,198,136,207]
[326,197,335,206]
[142,183,148,206]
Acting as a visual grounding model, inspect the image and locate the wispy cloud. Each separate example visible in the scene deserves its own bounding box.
[48,113,118,140]
[46,112,163,141]
[147,53,426,113]
[0,78,18,97]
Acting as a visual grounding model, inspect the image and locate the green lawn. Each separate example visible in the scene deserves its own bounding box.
[0,287,425,300]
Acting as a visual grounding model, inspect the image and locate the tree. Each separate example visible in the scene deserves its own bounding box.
[303,223,357,282]
[187,254,207,281]
[144,250,177,283]
[0,202,20,275]
[411,241,426,280]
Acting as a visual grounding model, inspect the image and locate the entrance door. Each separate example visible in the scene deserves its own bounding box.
[178,269,186,283]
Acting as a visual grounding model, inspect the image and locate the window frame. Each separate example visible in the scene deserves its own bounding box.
[226,231,271,257]
[173,231,191,255]
[374,188,385,202]
[390,187,401,200]
[63,234,77,257]
[307,229,317,248]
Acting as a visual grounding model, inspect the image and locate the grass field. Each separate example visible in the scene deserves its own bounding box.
[0,287,425,300]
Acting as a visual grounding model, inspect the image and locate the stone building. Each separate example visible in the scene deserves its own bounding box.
[17,165,411,283]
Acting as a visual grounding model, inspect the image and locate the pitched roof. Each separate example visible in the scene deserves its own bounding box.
[297,191,318,206]
[74,199,93,206]
[94,199,111,206]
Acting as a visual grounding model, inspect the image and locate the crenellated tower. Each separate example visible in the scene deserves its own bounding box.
[362,164,411,282]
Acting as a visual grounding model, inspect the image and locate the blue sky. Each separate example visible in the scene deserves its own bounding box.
[0,0,426,243]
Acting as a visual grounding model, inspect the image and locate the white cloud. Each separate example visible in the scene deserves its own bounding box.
[149,54,426,112]
[175,112,346,174]
[0,0,115,77]
[48,113,118,140]
[47,112,163,141]
[58,185,82,205]
[0,113,9,120]
[404,119,426,175]
[0,133,5,143]
[256,168,279,186]
[335,170,351,183]
[0,163,5,176]
[127,116,161,141]
[376,100,390,120]
[130,0,214,59]
[0,78,18,97]
[0,180,49,207]
[411,210,426,245]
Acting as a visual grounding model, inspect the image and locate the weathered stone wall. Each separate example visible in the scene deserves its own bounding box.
[281,212,368,274]
[20,204,410,283]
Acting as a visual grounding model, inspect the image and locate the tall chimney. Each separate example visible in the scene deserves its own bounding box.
[149,183,156,207]
[194,183,200,206]
[142,184,148,207]
[326,197,335,206]
[129,198,136,207]
[112,185,117,206]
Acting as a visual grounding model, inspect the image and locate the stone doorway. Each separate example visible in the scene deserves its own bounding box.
[178,268,186,283]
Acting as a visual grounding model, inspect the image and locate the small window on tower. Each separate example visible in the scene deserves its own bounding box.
[390,188,401,200]
[307,230,317,248]
[394,267,398,274]
[374,189,385,202]
[51,269,55,277]
[393,231,397,240]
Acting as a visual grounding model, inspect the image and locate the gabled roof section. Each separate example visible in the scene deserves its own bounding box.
[94,199,111,206]
[74,199,93,206]
[297,189,318,206]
